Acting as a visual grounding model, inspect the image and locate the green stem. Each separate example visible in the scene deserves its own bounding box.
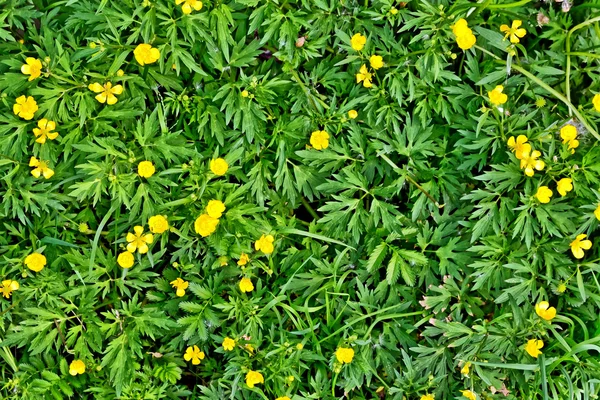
[487,0,533,9]
[332,372,339,397]
[300,196,319,220]
[566,16,600,108]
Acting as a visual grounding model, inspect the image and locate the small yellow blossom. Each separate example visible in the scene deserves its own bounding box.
[210,158,228,175]
[126,226,154,254]
[356,64,373,88]
[296,343,303,350]
[461,390,477,400]
[69,360,86,376]
[88,82,123,105]
[348,110,358,119]
[570,234,592,259]
[593,94,600,112]
[184,345,205,364]
[390,7,398,15]
[170,277,189,297]
[310,130,329,150]
[241,89,249,97]
[451,19,470,36]
[255,234,275,254]
[33,119,58,144]
[535,301,557,321]
[369,54,384,70]
[488,85,508,106]
[21,57,43,81]
[557,178,573,197]
[335,347,354,364]
[194,214,219,237]
[24,252,46,272]
[461,361,471,375]
[456,32,476,50]
[239,277,254,293]
[245,343,255,353]
[148,215,169,233]
[535,186,552,204]
[117,251,134,269]
[525,339,543,358]
[507,135,531,159]
[520,150,545,177]
[138,161,155,178]
[501,20,527,44]
[222,337,236,351]
[1,280,19,299]
[117,69,124,77]
[276,397,291,400]
[29,156,54,179]
[560,124,579,152]
[594,204,600,221]
[350,33,366,51]
[134,43,160,66]
[13,95,38,120]
[238,253,250,266]
[245,370,264,388]
[206,200,226,218]
[176,0,203,14]
[421,395,435,400]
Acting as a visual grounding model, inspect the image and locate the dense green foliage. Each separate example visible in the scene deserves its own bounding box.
[2,0,600,399]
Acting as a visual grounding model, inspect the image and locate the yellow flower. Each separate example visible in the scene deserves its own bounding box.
[241,89,249,97]
[310,130,329,150]
[296,343,303,350]
[595,204,600,221]
[222,337,236,351]
[148,215,169,233]
[560,124,577,143]
[461,361,471,375]
[348,110,358,119]
[88,82,123,105]
[350,33,366,51]
[33,119,58,144]
[535,186,552,204]
[239,277,254,293]
[255,234,275,254]
[126,226,154,254]
[276,397,291,400]
[488,85,508,106]
[390,7,398,15]
[369,54,384,70]
[356,64,373,88]
[535,301,557,321]
[557,178,573,197]
[525,339,543,358]
[456,32,476,50]
[184,345,205,365]
[238,253,250,266]
[194,214,219,237]
[335,347,354,364]
[420,395,435,400]
[451,19,470,36]
[13,95,38,120]
[24,252,46,272]
[461,390,477,400]
[117,251,135,269]
[245,343,255,353]
[29,156,54,179]
[210,158,228,175]
[21,57,43,81]
[500,20,527,44]
[170,277,189,297]
[1,280,19,299]
[206,200,226,218]
[133,43,160,66]
[507,135,531,159]
[138,161,155,178]
[570,234,592,259]
[176,0,203,14]
[519,150,545,177]
[69,359,86,376]
[245,370,264,388]
[593,94,600,112]
[117,69,125,77]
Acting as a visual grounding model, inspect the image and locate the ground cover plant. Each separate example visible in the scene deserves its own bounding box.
[2,0,600,399]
